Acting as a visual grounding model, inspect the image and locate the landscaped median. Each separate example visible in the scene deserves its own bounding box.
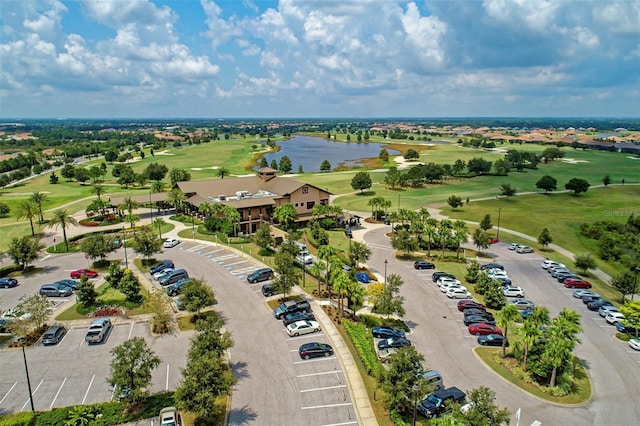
[474,347,592,405]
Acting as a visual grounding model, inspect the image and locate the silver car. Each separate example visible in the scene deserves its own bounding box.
[508,298,535,310]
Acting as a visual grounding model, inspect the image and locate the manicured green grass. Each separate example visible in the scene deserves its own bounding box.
[475,347,592,405]
[55,283,149,320]
[176,310,219,331]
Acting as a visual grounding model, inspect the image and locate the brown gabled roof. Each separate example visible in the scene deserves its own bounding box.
[109,192,169,206]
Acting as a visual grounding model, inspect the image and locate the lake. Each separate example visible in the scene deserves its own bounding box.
[256,136,399,172]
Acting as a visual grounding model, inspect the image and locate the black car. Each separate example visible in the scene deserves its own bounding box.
[150,260,174,275]
[414,260,435,270]
[247,268,273,284]
[463,315,496,326]
[582,295,605,304]
[261,284,275,297]
[42,325,67,345]
[432,272,456,282]
[418,387,466,418]
[480,263,504,270]
[616,322,640,335]
[298,342,333,359]
[462,308,492,318]
[372,326,406,339]
[283,311,316,326]
[0,277,18,288]
[166,278,193,297]
[556,273,579,283]
[478,334,508,347]
[586,299,613,311]
[377,336,412,350]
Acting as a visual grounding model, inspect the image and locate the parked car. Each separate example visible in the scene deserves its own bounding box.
[150,260,174,275]
[159,406,180,426]
[414,260,435,270]
[440,282,466,293]
[516,245,533,254]
[298,342,334,359]
[547,264,569,275]
[70,269,98,278]
[462,308,493,319]
[555,272,578,283]
[282,311,315,326]
[372,326,406,339]
[0,277,18,288]
[273,300,311,319]
[418,387,466,418]
[503,286,525,298]
[159,269,189,286]
[464,315,496,326]
[564,279,592,289]
[296,251,314,265]
[286,320,320,336]
[493,277,513,286]
[247,268,273,283]
[478,334,509,347]
[354,272,371,283]
[166,278,193,297]
[605,312,625,325]
[261,283,275,297]
[85,317,112,344]
[480,263,505,270]
[377,347,398,363]
[507,243,519,250]
[377,336,412,349]
[42,325,67,345]
[550,268,571,278]
[55,279,79,290]
[437,277,461,287]
[1,308,32,322]
[39,283,73,297]
[519,308,534,320]
[457,300,485,311]
[508,299,535,310]
[616,322,640,335]
[446,288,472,299]
[153,268,175,281]
[599,305,619,317]
[629,338,640,351]
[163,238,181,248]
[572,289,599,299]
[542,260,565,270]
[468,323,502,336]
[586,299,613,311]
[432,272,456,282]
[582,295,605,304]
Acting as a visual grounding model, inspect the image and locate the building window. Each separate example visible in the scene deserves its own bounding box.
[302,186,309,194]
[307,201,315,209]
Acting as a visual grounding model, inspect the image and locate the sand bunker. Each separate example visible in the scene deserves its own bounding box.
[560,158,589,164]
[190,166,220,171]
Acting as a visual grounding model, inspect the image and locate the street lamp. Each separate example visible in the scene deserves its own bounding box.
[496,207,502,240]
[384,259,388,290]
[412,383,420,426]
[149,191,153,222]
[122,227,128,269]
[192,216,195,242]
[18,338,35,412]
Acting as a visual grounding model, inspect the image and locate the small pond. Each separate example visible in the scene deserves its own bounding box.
[256,136,400,172]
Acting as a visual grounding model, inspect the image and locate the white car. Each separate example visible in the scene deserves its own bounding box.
[446,288,472,299]
[1,308,33,322]
[542,260,564,270]
[153,268,174,281]
[605,312,625,325]
[507,243,519,250]
[599,305,619,317]
[503,286,525,298]
[630,338,640,351]
[516,245,533,254]
[159,406,180,426]
[286,320,320,336]
[437,277,461,287]
[489,271,509,281]
[440,283,467,293]
[163,238,180,248]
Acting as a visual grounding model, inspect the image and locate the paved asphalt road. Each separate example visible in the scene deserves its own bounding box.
[364,226,640,426]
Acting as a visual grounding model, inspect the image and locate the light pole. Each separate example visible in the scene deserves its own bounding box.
[496,207,502,240]
[18,338,35,412]
[412,383,420,426]
[122,227,128,269]
[149,191,153,221]
[384,259,388,291]
[192,216,195,242]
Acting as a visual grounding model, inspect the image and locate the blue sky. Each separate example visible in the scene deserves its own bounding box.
[0,0,638,118]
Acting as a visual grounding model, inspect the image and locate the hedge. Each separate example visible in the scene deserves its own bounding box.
[343,319,382,378]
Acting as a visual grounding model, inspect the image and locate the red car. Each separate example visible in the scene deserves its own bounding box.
[457,300,485,312]
[71,269,98,279]
[564,278,592,289]
[468,323,503,336]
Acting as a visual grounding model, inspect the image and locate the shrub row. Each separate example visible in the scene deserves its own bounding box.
[359,314,410,332]
[343,320,382,378]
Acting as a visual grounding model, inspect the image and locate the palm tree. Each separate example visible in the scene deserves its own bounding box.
[422,217,438,257]
[30,192,47,223]
[519,319,541,369]
[317,245,337,289]
[118,196,141,230]
[273,203,296,232]
[216,167,230,179]
[346,280,365,312]
[437,219,453,258]
[152,217,166,239]
[167,189,186,214]
[150,180,165,193]
[47,209,78,251]
[332,270,351,317]
[310,261,326,295]
[452,220,469,259]
[91,184,105,202]
[496,304,521,358]
[198,202,214,217]
[15,200,38,236]
[545,336,573,387]
[223,205,241,236]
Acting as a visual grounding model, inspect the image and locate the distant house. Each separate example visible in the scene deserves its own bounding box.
[614,142,640,154]
[175,168,331,234]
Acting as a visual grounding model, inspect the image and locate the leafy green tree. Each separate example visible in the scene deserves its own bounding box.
[479,214,492,231]
[391,229,418,255]
[319,159,332,172]
[190,317,233,360]
[493,159,511,176]
[144,288,173,334]
[538,228,553,247]
[332,270,352,317]
[15,200,38,236]
[7,236,42,269]
[144,162,169,182]
[106,262,126,290]
[472,228,491,253]
[259,157,268,168]
[373,273,406,318]
[167,188,186,213]
[88,165,103,183]
[279,156,293,173]
[602,175,611,186]
[273,203,296,232]
[351,171,372,193]
[465,260,481,284]
[619,301,640,337]
[0,202,10,217]
[16,293,54,331]
[255,222,274,252]
[150,180,165,193]
[447,195,463,210]
[467,157,492,174]
[169,167,192,185]
[574,252,596,274]
[455,386,510,426]
[348,241,371,269]
[565,178,590,195]
[77,275,97,307]
[611,270,637,302]
[272,248,300,296]
[379,346,430,414]
[30,192,48,223]
[484,280,507,310]
[153,217,166,239]
[119,270,142,303]
[541,147,565,161]
[403,149,419,160]
[496,304,521,357]
[117,168,136,188]
[180,279,215,314]
[383,166,402,189]
[107,337,160,404]
[60,164,76,181]
[80,234,116,263]
[474,273,492,296]
[132,231,163,259]
[536,175,557,192]
[452,220,469,259]
[379,149,389,162]
[49,171,59,184]
[74,167,90,184]
[499,183,517,197]
[544,309,582,386]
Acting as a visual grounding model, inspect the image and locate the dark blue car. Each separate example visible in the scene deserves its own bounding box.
[354,272,371,283]
[372,326,406,339]
[0,277,18,288]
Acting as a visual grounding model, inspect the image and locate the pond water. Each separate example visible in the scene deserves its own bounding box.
[256,135,400,172]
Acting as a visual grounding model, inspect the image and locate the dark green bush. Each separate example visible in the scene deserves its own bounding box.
[343,320,382,378]
[0,412,35,426]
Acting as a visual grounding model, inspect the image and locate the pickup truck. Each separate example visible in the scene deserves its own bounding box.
[418,386,466,418]
[273,300,311,319]
[85,317,112,344]
[296,251,314,265]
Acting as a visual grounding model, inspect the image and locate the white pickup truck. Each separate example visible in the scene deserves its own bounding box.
[85,317,112,344]
[296,250,314,265]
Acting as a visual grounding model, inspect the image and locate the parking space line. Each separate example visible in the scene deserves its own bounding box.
[21,379,43,412]
[165,364,170,391]
[321,422,358,426]
[82,374,95,404]
[49,377,67,409]
[225,260,248,267]
[294,358,337,365]
[287,333,325,341]
[297,370,341,378]
[203,249,224,256]
[300,385,347,393]
[0,382,17,405]
[302,402,352,410]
